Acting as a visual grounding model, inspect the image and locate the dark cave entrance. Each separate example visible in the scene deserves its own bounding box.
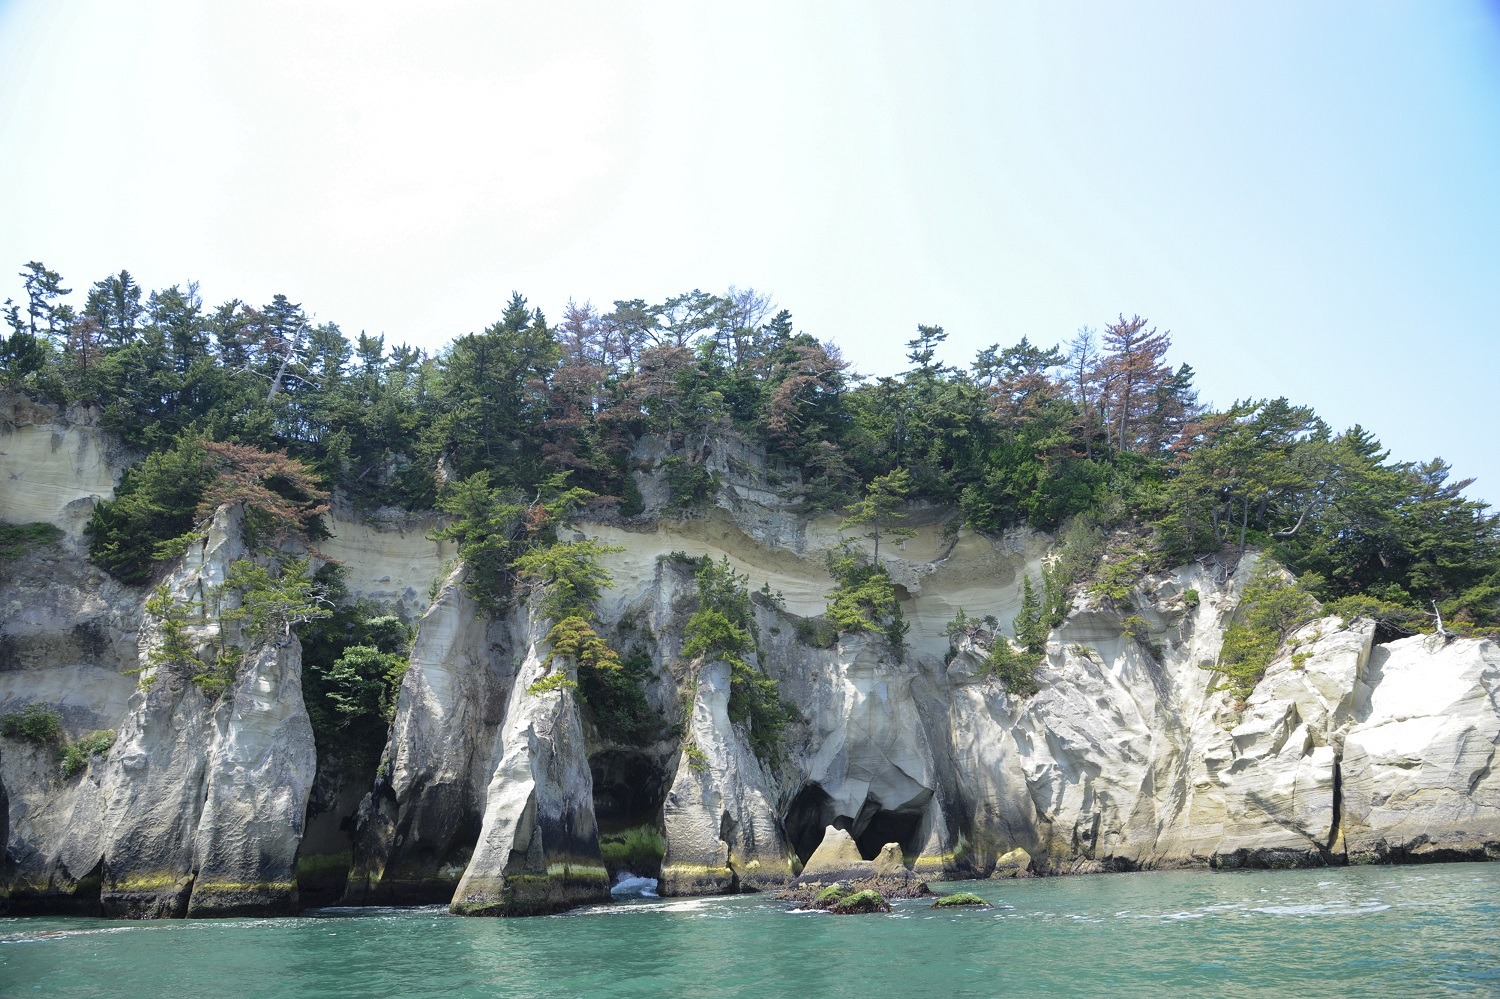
[783,783,929,866]
[590,750,670,879]
[853,807,924,862]
[785,784,838,864]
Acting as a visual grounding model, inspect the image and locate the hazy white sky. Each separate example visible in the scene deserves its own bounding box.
[2,2,1498,497]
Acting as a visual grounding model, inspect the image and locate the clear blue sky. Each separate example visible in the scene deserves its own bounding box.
[2,2,1498,499]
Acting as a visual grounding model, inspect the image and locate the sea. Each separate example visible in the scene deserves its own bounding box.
[3,864,1498,997]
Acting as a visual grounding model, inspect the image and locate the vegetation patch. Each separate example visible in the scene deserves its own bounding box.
[0,704,63,744]
[0,521,61,561]
[1206,564,1318,700]
[8,268,1500,650]
[828,889,892,914]
[681,557,793,760]
[59,730,115,779]
[598,825,666,871]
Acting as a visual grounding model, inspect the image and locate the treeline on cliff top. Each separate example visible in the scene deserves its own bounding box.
[2,261,1497,634]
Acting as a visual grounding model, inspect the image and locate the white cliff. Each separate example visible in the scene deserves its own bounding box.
[4,410,1500,919]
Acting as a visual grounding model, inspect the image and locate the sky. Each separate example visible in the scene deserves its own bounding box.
[2,1,1498,499]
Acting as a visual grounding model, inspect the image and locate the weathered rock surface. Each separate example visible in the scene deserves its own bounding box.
[344,568,516,904]
[1342,635,1500,862]
[658,658,791,895]
[0,395,131,538]
[780,826,932,901]
[6,411,1500,921]
[96,509,316,918]
[450,621,610,916]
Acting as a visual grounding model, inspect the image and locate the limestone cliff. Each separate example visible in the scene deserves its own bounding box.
[4,404,1499,919]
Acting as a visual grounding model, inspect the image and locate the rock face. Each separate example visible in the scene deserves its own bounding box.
[343,569,516,904]
[1342,635,1500,862]
[6,409,1500,920]
[96,508,316,918]
[658,657,791,895]
[450,622,610,916]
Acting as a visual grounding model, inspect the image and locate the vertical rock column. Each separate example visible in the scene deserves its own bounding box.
[186,638,315,916]
[658,659,792,895]
[96,507,317,918]
[344,570,513,904]
[450,622,610,916]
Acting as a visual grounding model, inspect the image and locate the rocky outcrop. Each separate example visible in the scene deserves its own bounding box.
[797,826,870,880]
[780,826,931,903]
[344,568,516,904]
[1342,635,1500,862]
[7,412,1500,921]
[450,623,610,916]
[96,508,316,918]
[658,658,791,895]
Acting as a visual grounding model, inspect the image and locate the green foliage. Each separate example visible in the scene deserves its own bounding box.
[0,521,61,561]
[0,704,62,744]
[297,596,412,763]
[841,467,917,564]
[680,555,792,759]
[814,884,851,907]
[432,471,527,612]
[10,263,1500,643]
[1208,564,1319,700]
[661,456,718,510]
[598,825,666,870]
[59,730,115,779]
[1092,548,1151,603]
[191,645,240,698]
[933,892,991,908]
[683,742,708,771]
[222,556,331,645]
[580,652,658,744]
[1183,588,1200,607]
[829,889,892,914]
[513,538,624,620]
[527,671,579,696]
[981,639,1042,697]
[794,617,839,649]
[1121,615,1149,643]
[142,583,207,685]
[87,437,214,583]
[824,545,907,648]
[1325,593,1427,634]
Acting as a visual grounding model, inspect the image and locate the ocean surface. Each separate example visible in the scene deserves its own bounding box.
[4,864,1499,997]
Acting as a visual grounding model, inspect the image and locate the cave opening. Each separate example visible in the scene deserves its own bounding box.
[852,807,924,862]
[590,750,670,879]
[783,784,837,864]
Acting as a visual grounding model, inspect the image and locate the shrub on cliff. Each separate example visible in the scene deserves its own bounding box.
[1208,564,1318,700]
[0,704,62,744]
[682,557,793,760]
[0,521,61,562]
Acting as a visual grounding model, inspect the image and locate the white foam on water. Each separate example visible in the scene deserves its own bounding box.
[1251,901,1390,917]
[610,873,660,898]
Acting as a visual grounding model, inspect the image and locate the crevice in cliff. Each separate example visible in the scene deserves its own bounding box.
[1326,753,1345,863]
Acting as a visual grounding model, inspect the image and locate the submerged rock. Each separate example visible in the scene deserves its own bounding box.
[932,892,992,908]
[828,889,892,914]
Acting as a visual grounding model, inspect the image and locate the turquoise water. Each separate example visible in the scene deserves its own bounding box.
[4,864,1499,997]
